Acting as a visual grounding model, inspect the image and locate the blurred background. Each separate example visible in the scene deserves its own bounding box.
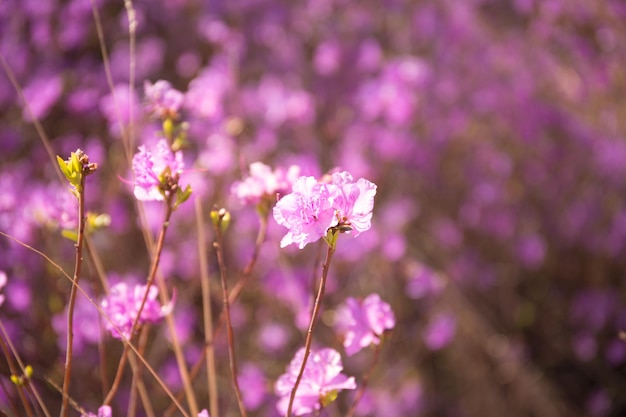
[1,0,626,416]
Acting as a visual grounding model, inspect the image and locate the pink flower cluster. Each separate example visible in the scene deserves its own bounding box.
[231,161,301,206]
[100,283,170,340]
[131,139,185,201]
[273,171,377,249]
[335,293,396,355]
[275,347,356,416]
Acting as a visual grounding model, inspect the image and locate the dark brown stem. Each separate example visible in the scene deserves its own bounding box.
[286,242,336,417]
[60,174,87,417]
[345,343,383,417]
[213,218,248,417]
[103,197,174,406]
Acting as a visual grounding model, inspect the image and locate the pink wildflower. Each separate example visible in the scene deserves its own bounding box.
[101,282,171,340]
[197,410,210,417]
[275,347,356,416]
[143,80,185,119]
[231,161,300,206]
[273,176,337,249]
[273,171,377,249]
[131,139,185,201]
[335,293,395,356]
[328,171,377,236]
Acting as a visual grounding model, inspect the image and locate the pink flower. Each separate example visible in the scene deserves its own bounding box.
[328,171,377,236]
[82,405,112,417]
[275,347,356,416]
[197,410,210,417]
[423,313,456,351]
[143,80,185,119]
[336,293,395,355]
[101,282,171,340]
[273,176,338,249]
[131,139,185,201]
[231,162,300,206]
[273,171,377,249]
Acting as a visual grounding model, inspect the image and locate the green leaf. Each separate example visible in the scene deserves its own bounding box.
[61,229,78,242]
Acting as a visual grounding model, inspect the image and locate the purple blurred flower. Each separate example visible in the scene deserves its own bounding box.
[99,84,141,136]
[143,80,185,119]
[131,139,185,201]
[185,57,231,121]
[336,293,395,356]
[100,282,171,340]
[275,347,356,416]
[0,271,6,307]
[82,405,111,417]
[423,313,456,351]
[231,161,301,206]
[52,290,101,353]
[197,410,210,417]
[273,176,337,249]
[239,363,267,410]
[21,73,63,122]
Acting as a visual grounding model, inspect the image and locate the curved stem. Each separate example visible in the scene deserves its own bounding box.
[286,241,336,417]
[213,218,248,417]
[345,343,383,417]
[60,174,87,417]
[103,198,174,406]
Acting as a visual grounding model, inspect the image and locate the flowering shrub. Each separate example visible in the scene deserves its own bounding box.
[1,0,626,416]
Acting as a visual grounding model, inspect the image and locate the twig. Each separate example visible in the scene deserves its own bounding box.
[0,319,51,417]
[0,327,35,417]
[103,197,174,406]
[286,239,337,417]
[60,171,88,417]
[213,210,248,417]
[196,199,219,417]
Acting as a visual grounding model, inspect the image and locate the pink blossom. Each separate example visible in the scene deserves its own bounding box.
[143,80,185,119]
[335,293,395,355]
[273,171,377,249]
[275,347,356,416]
[197,410,210,417]
[231,162,300,206]
[101,282,171,340]
[131,139,185,201]
[329,171,377,237]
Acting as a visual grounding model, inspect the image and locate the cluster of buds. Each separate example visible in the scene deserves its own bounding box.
[56,149,98,196]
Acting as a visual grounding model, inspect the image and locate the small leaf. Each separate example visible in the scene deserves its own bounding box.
[320,390,338,407]
[61,229,78,242]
